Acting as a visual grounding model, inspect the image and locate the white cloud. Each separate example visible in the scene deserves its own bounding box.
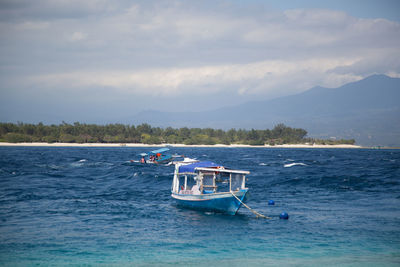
[1,1,400,111]
[68,31,87,42]
[15,21,50,30]
[30,57,361,98]
[284,8,351,26]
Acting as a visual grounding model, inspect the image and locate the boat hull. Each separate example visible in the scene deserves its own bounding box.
[171,189,248,215]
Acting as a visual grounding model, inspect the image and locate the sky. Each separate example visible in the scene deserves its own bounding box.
[0,0,399,124]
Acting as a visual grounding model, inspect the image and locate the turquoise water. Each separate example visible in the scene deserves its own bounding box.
[0,147,399,266]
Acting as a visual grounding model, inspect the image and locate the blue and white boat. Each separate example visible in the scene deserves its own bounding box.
[171,161,250,215]
[138,148,173,164]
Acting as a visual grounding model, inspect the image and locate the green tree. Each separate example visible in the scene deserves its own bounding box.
[4,133,32,143]
[0,122,356,146]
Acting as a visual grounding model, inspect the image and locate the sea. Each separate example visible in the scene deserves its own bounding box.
[0,146,399,266]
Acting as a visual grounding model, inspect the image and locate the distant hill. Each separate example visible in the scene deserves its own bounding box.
[132,75,400,146]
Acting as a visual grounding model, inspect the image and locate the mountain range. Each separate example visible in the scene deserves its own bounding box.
[132,74,400,146]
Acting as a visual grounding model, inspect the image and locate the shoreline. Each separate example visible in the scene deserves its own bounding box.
[0,142,365,149]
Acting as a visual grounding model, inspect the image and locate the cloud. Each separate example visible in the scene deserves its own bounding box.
[14,21,50,30]
[328,52,400,77]
[0,0,125,21]
[1,0,400,115]
[29,57,360,98]
[68,31,87,42]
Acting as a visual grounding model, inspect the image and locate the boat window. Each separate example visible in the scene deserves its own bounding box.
[178,175,196,190]
[215,172,230,192]
[178,176,186,190]
[186,175,197,189]
[201,173,216,193]
[202,174,214,186]
[177,174,198,194]
[231,173,245,191]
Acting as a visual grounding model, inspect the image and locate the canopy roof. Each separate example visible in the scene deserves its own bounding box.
[196,167,250,175]
[178,161,220,174]
[149,148,170,154]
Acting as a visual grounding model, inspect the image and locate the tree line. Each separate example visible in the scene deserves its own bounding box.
[0,122,355,145]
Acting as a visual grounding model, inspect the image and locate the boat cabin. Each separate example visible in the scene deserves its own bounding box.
[140,148,172,164]
[172,161,249,195]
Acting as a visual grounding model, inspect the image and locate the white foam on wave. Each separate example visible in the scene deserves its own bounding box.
[259,163,267,166]
[49,164,63,169]
[70,159,87,167]
[284,162,307,168]
[70,162,83,167]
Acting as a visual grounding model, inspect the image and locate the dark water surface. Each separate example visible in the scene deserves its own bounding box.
[0,147,399,266]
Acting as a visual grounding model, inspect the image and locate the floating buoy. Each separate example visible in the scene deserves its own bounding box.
[268,200,275,205]
[279,212,289,220]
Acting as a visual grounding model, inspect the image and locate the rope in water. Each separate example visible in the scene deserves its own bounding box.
[230,191,272,219]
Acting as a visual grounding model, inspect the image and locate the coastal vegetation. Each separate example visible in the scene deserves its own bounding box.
[0,122,355,145]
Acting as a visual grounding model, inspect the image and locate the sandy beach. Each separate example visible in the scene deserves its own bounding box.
[0,142,363,148]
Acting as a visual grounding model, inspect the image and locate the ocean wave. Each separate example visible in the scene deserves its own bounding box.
[284,162,307,168]
[0,146,399,266]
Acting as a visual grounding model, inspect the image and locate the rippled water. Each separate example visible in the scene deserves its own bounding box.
[0,147,399,266]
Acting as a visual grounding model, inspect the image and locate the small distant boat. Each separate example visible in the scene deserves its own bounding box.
[171,161,250,215]
[137,148,173,164]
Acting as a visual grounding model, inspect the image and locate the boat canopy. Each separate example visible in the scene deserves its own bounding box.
[178,161,220,174]
[196,167,250,175]
[149,148,170,154]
